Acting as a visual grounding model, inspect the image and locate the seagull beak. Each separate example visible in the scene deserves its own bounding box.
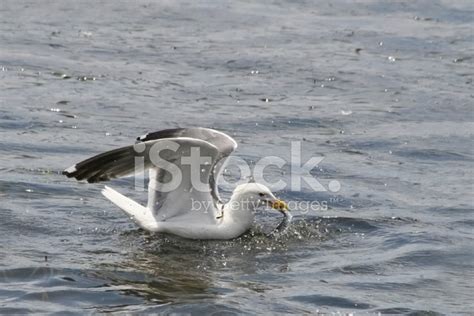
[269,199,288,213]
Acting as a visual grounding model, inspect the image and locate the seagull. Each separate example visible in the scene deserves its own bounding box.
[63,128,291,240]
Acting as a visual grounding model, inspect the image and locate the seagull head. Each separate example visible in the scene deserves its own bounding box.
[232,182,289,214]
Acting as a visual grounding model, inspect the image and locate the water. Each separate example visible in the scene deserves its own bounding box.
[1,0,473,314]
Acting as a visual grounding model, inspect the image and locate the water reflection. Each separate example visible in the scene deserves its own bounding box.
[91,216,373,305]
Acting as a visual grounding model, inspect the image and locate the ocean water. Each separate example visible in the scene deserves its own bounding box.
[1,0,473,314]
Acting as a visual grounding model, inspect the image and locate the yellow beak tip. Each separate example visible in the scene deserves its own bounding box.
[271,200,288,212]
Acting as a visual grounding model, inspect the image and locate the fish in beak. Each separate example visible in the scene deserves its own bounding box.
[268,199,289,214]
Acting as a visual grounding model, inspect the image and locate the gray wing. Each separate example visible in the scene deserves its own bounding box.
[64,137,222,223]
[63,128,237,183]
[136,128,238,202]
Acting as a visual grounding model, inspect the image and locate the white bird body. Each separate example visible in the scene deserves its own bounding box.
[101,182,279,240]
[64,128,291,240]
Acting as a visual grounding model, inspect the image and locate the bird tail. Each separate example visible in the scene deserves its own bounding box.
[101,186,158,231]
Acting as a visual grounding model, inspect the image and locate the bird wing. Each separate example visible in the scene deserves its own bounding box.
[63,136,224,224]
[136,128,237,203]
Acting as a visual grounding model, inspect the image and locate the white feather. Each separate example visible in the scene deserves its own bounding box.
[101,186,158,231]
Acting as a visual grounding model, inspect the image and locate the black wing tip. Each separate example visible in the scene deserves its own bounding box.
[62,165,77,177]
[136,128,186,143]
[62,164,106,183]
[136,134,147,142]
[63,171,107,183]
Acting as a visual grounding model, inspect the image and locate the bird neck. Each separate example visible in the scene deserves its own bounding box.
[222,194,256,227]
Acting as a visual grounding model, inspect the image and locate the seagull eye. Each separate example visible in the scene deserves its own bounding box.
[258,193,265,197]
